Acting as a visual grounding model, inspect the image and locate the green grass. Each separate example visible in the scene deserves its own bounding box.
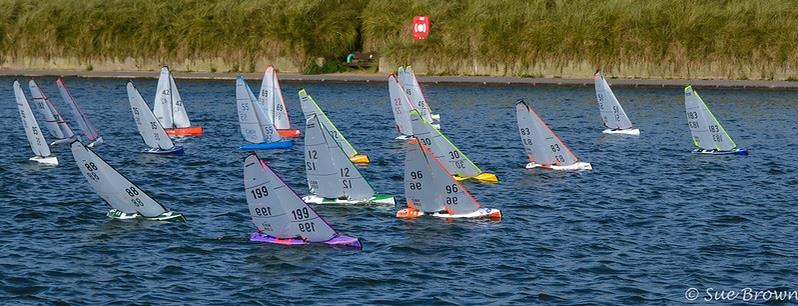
[1,0,797,78]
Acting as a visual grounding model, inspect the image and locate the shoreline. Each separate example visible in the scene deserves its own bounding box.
[2,69,797,89]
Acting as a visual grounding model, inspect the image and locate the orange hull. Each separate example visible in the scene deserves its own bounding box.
[277,129,302,138]
[165,126,203,137]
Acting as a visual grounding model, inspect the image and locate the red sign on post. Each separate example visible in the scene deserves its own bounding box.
[412,16,430,41]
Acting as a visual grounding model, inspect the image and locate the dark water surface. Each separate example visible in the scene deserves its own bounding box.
[1,76,797,304]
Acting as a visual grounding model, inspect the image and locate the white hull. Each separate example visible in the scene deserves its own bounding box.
[431,113,440,121]
[526,161,592,171]
[602,128,640,136]
[50,137,77,146]
[88,137,104,148]
[29,156,58,166]
[107,209,185,222]
[397,207,501,220]
[302,194,395,206]
[431,123,441,129]
[395,135,411,140]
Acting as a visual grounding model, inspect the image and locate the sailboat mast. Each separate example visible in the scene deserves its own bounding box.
[168,69,175,129]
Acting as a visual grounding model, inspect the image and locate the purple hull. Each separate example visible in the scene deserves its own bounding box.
[250,232,361,249]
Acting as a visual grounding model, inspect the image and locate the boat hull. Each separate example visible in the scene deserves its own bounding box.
[396,207,501,221]
[431,113,441,121]
[250,232,362,249]
[87,137,104,148]
[50,137,78,146]
[302,194,395,206]
[143,146,185,155]
[526,161,592,171]
[165,126,203,137]
[691,148,748,155]
[29,155,59,166]
[277,129,302,138]
[239,140,294,150]
[394,135,411,140]
[350,154,370,165]
[453,172,499,183]
[602,128,640,136]
[107,209,186,222]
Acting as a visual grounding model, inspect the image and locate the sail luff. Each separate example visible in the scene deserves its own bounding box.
[153,67,174,128]
[594,72,633,129]
[168,71,191,128]
[28,80,65,139]
[298,89,358,157]
[388,75,414,136]
[14,81,52,157]
[127,82,175,150]
[56,79,101,142]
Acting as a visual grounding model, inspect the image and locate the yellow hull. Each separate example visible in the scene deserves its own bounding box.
[349,154,370,165]
[453,172,499,183]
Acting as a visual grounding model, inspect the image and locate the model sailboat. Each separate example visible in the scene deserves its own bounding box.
[71,141,186,221]
[127,81,185,155]
[258,65,300,138]
[409,110,498,183]
[298,89,369,164]
[28,79,77,145]
[236,76,293,150]
[398,66,440,126]
[56,78,104,147]
[396,137,501,220]
[13,80,58,165]
[244,153,362,249]
[684,86,747,155]
[302,114,395,205]
[388,74,415,139]
[516,100,592,170]
[594,71,639,135]
[153,65,203,137]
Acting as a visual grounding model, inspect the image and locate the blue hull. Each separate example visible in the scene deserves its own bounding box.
[143,147,184,155]
[240,140,293,150]
[692,148,748,155]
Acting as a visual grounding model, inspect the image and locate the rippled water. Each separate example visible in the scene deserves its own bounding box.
[1,76,797,304]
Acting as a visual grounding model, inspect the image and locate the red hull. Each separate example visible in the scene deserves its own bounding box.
[165,126,203,137]
[277,129,301,138]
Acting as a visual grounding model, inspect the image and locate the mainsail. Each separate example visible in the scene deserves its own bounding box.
[298,89,359,157]
[304,115,374,201]
[28,79,75,141]
[515,100,580,166]
[13,81,52,157]
[594,71,633,130]
[153,66,191,129]
[236,76,282,144]
[258,66,292,130]
[244,154,338,242]
[400,66,435,123]
[405,138,481,214]
[56,78,102,143]
[127,82,176,150]
[71,141,168,217]
[409,110,481,178]
[684,86,737,151]
[387,75,414,136]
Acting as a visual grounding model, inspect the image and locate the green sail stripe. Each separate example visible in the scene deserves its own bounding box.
[305,91,359,155]
[427,116,483,174]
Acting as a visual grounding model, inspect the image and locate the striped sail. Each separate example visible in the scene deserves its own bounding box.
[516,100,580,166]
[684,86,736,151]
[56,78,102,143]
[594,71,633,129]
[244,154,338,242]
[28,79,75,141]
[258,66,292,130]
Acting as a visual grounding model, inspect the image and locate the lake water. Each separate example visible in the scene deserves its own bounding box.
[1,76,797,304]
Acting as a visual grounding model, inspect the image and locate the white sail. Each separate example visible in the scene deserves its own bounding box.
[403,66,436,123]
[153,66,173,128]
[404,138,443,212]
[422,141,481,215]
[126,82,176,150]
[298,89,358,157]
[409,110,481,178]
[304,114,342,198]
[388,74,414,136]
[244,154,338,242]
[28,79,74,140]
[71,141,168,217]
[13,81,52,157]
[56,78,102,142]
[236,76,282,143]
[685,86,736,151]
[258,66,291,130]
[594,71,633,129]
[168,72,191,128]
[516,100,580,166]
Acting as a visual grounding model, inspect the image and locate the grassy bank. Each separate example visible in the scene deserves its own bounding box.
[2,0,797,79]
